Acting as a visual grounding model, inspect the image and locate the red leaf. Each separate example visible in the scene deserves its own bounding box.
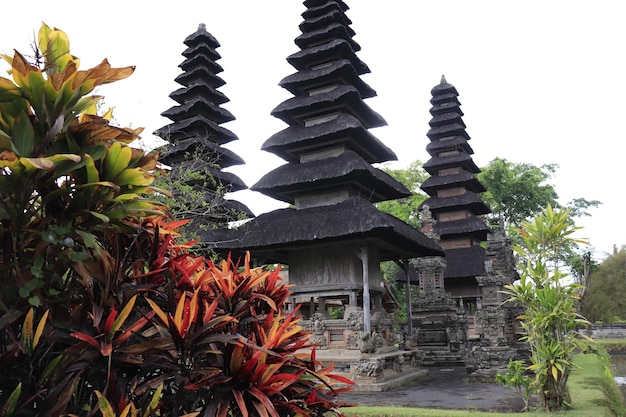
[71,332,99,349]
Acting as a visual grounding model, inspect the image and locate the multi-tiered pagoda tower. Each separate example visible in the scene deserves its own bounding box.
[204,1,442,363]
[155,24,252,230]
[419,76,492,312]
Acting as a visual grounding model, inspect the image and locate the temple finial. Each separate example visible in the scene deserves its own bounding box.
[198,23,206,31]
[440,74,447,84]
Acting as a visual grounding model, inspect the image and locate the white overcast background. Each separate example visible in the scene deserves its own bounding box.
[2,1,625,260]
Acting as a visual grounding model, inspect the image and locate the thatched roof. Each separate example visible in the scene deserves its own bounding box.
[421,171,486,194]
[279,59,375,98]
[443,246,486,279]
[426,135,474,155]
[179,53,222,74]
[183,24,220,49]
[295,22,357,50]
[154,115,238,145]
[287,38,369,74]
[300,7,352,33]
[169,83,228,106]
[200,196,443,264]
[175,67,225,89]
[159,137,244,168]
[434,216,491,240]
[303,0,349,10]
[261,113,396,163]
[251,150,410,203]
[421,194,491,215]
[161,97,234,124]
[271,85,386,128]
[423,153,480,175]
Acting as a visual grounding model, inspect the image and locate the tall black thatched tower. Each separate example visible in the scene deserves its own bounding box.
[203,1,442,343]
[155,24,252,231]
[419,76,492,309]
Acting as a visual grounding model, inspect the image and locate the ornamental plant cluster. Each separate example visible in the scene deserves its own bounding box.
[502,204,590,412]
[0,24,352,417]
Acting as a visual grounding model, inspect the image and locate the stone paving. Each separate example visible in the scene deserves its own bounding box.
[338,366,528,413]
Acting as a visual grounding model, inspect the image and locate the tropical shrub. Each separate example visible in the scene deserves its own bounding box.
[0,23,351,417]
[503,204,590,412]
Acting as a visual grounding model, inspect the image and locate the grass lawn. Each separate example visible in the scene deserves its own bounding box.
[340,345,626,417]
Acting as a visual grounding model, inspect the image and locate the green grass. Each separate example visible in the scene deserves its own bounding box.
[339,344,626,417]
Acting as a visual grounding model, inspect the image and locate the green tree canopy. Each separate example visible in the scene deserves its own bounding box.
[378,160,428,228]
[478,158,601,230]
[478,157,559,228]
[582,248,626,323]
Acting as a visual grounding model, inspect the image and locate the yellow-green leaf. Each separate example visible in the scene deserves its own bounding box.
[4,382,21,416]
[95,390,116,417]
[109,295,137,341]
[0,76,21,102]
[90,211,110,223]
[33,310,49,350]
[22,308,34,354]
[104,141,132,179]
[117,167,154,187]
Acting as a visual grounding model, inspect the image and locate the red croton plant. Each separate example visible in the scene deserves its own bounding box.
[0,24,352,417]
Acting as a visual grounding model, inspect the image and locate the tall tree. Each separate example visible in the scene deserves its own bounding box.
[582,248,626,323]
[478,158,601,230]
[478,158,559,228]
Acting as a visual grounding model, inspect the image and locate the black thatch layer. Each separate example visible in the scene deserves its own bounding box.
[179,53,222,74]
[154,115,238,145]
[421,171,486,194]
[279,59,375,98]
[251,150,410,203]
[300,8,352,33]
[427,122,468,140]
[434,217,491,240]
[443,246,486,279]
[271,85,386,128]
[423,153,480,174]
[421,194,491,215]
[303,0,349,10]
[169,83,229,106]
[182,43,220,61]
[426,136,474,156]
[175,67,225,89]
[159,137,244,168]
[184,25,220,49]
[430,100,463,116]
[201,196,443,264]
[261,113,396,164]
[161,97,235,124]
[429,112,465,128]
[287,39,369,74]
[295,22,358,50]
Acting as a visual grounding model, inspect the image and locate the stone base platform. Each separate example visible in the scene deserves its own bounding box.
[312,348,428,392]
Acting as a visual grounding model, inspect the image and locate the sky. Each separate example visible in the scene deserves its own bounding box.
[2,1,625,260]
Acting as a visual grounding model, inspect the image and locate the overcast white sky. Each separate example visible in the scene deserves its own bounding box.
[3,1,625,260]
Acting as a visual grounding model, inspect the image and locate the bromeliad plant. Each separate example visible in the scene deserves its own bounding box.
[0,23,352,417]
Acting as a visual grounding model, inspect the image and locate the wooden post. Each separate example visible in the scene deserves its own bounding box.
[404,259,413,338]
[360,247,371,334]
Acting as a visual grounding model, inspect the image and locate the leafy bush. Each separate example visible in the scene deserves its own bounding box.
[0,23,351,417]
